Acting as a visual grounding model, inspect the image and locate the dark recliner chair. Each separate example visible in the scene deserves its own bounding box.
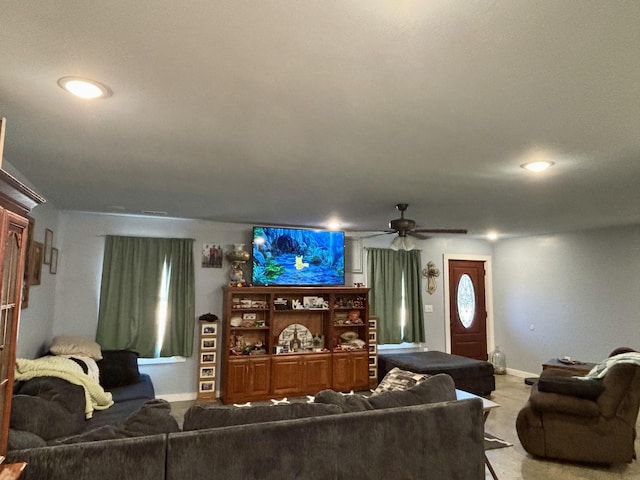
[516,348,640,464]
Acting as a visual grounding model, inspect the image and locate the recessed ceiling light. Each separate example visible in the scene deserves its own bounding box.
[487,232,498,241]
[521,160,555,172]
[327,221,342,230]
[58,76,112,99]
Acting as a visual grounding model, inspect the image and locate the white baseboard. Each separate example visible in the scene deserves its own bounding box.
[156,392,198,402]
[506,367,538,378]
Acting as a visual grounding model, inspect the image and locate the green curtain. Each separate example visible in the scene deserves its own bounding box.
[367,248,425,344]
[96,236,195,358]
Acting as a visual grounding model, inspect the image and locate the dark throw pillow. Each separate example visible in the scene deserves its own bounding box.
[373,367,430,394]
[313,390,375,413]
[97,350,141,389]
[122,399,180,435]
[368,373,457,409]
[315,374,456,413]
[182,403,341,431]
[538,376,604,400]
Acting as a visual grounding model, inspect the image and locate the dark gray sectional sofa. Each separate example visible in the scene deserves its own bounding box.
[6,371,486,480]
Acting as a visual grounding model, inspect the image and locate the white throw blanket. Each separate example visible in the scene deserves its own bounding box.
[15,356,114,419]
[581,352,640,379]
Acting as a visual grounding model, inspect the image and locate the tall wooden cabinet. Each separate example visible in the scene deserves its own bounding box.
[0,167,44,457]
[221,286,370,404]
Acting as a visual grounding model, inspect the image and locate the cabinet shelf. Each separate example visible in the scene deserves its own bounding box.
[230,326,270,331]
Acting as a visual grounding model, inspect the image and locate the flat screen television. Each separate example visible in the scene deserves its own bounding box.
[252,226,345,286]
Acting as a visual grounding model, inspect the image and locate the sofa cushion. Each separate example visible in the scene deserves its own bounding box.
[538,375,604,400]
[108,373,155,402]
[51,399,180,445]
[50,336,103,360]
[315,374,456,413]
[313,390,376,413]
[10,394,86,440]
[7,428,47,450]
[368,373,456,408]
[97,350,141,389]
[10,377,87,441]
[373,366,429,394]
[182,403,342,431]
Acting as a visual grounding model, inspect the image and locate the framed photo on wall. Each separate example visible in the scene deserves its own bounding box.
[200,366,215,378]
[29,241,44,286]
[44,228,53,265]
[50,248,58,274]
[345,237,363,273]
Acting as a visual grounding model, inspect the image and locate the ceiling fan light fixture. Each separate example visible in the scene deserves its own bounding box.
[390,235,415,251]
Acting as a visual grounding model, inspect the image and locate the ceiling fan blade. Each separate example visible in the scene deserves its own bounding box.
[413,228,468,234]
[407,231,430,240]
[358,230,396,239]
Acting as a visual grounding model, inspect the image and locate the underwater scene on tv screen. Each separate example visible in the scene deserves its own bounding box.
[252,227,345,286]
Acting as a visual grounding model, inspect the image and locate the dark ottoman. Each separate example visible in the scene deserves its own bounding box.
[378,351,495,396]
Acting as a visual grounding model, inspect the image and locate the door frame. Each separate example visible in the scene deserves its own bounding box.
[443,254,494,355]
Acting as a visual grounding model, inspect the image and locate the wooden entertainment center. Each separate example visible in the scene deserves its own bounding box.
[221,286,372,404]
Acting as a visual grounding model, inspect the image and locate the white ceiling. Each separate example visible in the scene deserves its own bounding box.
[1,1,639,238]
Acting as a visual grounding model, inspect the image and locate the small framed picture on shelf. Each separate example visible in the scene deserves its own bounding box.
[369,356,377,367]
[201,338,217,350]
[200,366,215,378]
[200,352,216,364]
[201,323,217,336]
[368,331,377,342]
[368,344,377,354]
[199,381,215,393]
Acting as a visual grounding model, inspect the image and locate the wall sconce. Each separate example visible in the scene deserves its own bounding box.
[421,261,440,295]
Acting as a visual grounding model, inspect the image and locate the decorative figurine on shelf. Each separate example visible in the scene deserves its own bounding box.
[226,243,250,283]
[347,310,362,324]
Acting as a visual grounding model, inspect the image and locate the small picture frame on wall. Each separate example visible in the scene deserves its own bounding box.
[200,352,216,364]
[369,356,377,367]
[369,368,377,379]
[50,248,58,274]
[201,338,217,350]
[368,319,377,329]
[200,366,215,378]
[201,323,217,336]
[368,331,377,343]
[29,241,44,286]
[368,344,377,354]
[199,381,215,393]
[44,228,53,265]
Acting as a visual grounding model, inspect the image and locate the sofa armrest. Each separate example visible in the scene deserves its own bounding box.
[537,375,604,400]
[529,383,600,417]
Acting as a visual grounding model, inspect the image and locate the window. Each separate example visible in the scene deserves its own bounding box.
[96,236,195,358]
[367,248,425,344]
[456,273,475,328]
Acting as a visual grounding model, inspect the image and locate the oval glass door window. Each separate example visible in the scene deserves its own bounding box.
[457,274,475,328]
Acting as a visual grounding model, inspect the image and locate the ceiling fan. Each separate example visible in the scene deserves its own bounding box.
[374,203,468,250]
